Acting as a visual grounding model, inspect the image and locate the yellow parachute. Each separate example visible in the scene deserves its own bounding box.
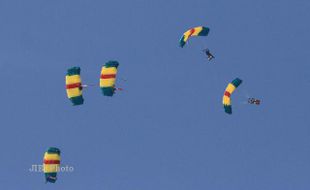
[43,147,61,183]
[65,67,84,105]
[100,61,119,96]
[223,78,242,114]
[179,26,210,48]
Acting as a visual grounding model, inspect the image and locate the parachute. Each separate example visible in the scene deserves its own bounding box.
[223,78,242,114]
[43,147,61,183]
[179,26,210,48]
[100,61,119,96]
[65,67,84,105]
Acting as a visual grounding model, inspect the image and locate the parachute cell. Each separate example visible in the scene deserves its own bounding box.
[43,147,61,183]
[223,78,242,114]
[179,26,210,48]
[65,67,84,105]
[100,61,119,96]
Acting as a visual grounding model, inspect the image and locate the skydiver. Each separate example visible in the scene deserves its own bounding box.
[79,84,92,90]
[248,98,261,105]
[45,176,57,183]
[114,87,123,92]
[203,48,215,61]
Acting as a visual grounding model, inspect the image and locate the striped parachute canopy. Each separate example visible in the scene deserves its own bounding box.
[223,78,242,114]
[179,26,210,48]
[65,67,84,105]
[43,147,61,183]
[100,61,119,96]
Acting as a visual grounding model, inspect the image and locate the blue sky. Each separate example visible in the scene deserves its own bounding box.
[0,0,309,189]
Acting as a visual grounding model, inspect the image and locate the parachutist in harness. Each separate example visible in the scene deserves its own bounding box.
[203,49,215,61]
[45,176,57,184]
[113,87,123,94]
[79,85,85,91]
[248,98,261,105]
[79,84,94,90]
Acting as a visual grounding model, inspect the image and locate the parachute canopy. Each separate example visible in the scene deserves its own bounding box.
[179,26,210,48]
[223,78,242,114]
[43,147,61,183]
[100,61,119,96]
[65,67,84,105]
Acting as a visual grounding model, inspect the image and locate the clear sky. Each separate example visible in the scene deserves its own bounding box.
[0,0,309,189]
